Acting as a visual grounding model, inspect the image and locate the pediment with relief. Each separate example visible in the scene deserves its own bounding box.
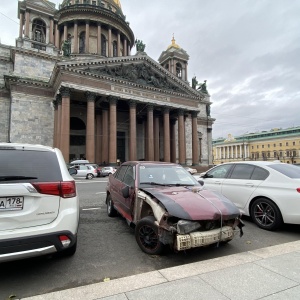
[25,0,56,10]
[63,56,201,97]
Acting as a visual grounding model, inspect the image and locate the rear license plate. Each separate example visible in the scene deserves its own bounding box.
[0,197,24,211]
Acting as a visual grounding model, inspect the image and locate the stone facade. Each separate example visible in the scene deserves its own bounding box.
[0,0,215,167]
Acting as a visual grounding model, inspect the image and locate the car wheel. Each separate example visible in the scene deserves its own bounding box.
[135,216,164,255]
[250,198,283,231]
[107,194,117,217]
[86,173,94,180]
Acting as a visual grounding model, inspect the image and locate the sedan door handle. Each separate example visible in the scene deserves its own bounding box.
[214,181,222,185]
[245,183,254,187]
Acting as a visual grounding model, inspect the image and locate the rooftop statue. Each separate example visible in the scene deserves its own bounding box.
[197,80,208,94]
[192,76,198,89]
[135,39,146,52]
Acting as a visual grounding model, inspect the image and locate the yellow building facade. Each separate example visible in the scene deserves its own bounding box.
[213,127,300,165]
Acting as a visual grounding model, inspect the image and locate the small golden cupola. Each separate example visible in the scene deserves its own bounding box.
[158,35,189,82]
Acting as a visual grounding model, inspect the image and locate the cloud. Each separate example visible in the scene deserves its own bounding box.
[1,0,299,139]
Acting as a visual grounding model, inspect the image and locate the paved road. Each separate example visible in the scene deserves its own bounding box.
[1,177,300,300]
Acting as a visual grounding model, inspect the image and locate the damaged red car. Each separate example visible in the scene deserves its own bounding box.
[106,161,244,255]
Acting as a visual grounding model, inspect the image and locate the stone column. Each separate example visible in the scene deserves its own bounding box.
[109,97,117,165]
[60,87,70,162]
[170,118,177,163]
[154,112,160,161]
[101,108,109,164]
[63,23,68,41]
[85,20,90,53]
[55,22,59,48]
[49,18,54,44]
[163,107,170,162]
[46,26,50,44]
[73,21,78,53]
[53,94,61,148]
[97,22,102,55]
[25,10,30,38]
[129,100,137,161]
[86,92,96,162]
[117,31,121,56]
[191,111,199,165]
[95,111,101,163]
[53,99,58,148]
[178,109,186,165]
[56,95,62,149]
[127,44,131,56]
[19,12,24,38]
[123,38,127,56]
[147,105,154,161]
[108,27,112,57]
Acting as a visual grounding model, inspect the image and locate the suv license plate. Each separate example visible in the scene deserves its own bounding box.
[0,197,24,210]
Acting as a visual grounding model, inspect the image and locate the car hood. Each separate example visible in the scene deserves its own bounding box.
[141,186,240,220]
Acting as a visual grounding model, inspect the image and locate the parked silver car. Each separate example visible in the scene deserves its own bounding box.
[71,164,97,179]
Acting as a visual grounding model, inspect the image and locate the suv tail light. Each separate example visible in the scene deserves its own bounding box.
[32,181,76,198]
[59,235,71,247]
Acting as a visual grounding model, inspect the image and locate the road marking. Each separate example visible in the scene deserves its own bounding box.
[96,192,106,194]
[82,207,101,211]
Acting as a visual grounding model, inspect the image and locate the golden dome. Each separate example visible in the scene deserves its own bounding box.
[167,35,180,50]
[113,0,122,8]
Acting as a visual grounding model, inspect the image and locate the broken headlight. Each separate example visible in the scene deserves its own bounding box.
[177,220,201,234]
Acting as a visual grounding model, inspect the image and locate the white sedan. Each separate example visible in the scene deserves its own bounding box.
[197,161,300,230]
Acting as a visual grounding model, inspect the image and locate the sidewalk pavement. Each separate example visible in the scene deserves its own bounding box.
[24,240,300,300]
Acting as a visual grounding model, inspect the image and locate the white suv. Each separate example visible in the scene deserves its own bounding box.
[0,143,80,262]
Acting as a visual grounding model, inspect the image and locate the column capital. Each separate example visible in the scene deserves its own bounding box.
[147,104,154,111]
[97,21,102,26]
[108,96,118,105]
[191,111,199,118]
[178,109,184,116]
[59,87,70,97]
[129,100,137,108]
[163,106,170,114]
[85,91,96,102]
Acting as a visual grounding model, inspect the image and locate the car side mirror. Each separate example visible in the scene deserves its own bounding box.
[69,168,77,176]
[122,185,130,198]
[198,179,204,186]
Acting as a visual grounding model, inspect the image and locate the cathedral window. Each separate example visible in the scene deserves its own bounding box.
[113,41,118,57]
[32,19,46,43]
[176,62,182,78]
[79,31,86,53]
[101,34,107,56]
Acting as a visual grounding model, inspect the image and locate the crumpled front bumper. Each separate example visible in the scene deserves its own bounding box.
[175,226,236,251]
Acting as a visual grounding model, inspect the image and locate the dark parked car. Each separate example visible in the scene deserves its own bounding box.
[106,161,244,255]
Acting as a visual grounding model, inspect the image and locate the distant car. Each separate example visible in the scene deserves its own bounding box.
[106,161,243,255]
[199,161,300,231]
[184,166,197,174]
[70,159,89,165]
[99,166,116,177]
[71,164,97,179]
[0,143,79,262]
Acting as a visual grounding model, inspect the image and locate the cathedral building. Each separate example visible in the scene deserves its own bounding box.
[0,0,215,166]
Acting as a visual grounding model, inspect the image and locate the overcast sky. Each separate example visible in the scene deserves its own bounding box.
[1,0,300,139]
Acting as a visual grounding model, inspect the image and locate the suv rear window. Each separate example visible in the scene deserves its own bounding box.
[0,149,62,183]
[268,164,300,179]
